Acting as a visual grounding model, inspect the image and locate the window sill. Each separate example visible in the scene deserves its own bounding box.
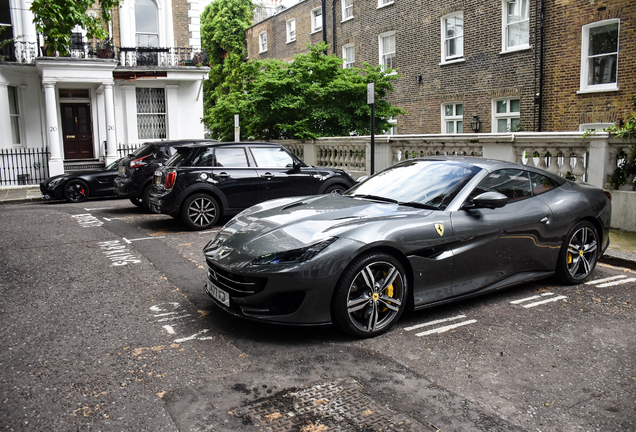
[310,29,322,35]
[439,58,465,66]
[577,86,619,94]
[286,39,296,44]
[341,16,354,23]
[377,1,394,9]
[499,45,532,55]
[259,50,268,54]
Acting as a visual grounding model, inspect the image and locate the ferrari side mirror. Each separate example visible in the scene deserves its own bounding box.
[464,191,508,210]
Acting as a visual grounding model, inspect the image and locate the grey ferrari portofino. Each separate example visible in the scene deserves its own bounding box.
[203,157,611,337]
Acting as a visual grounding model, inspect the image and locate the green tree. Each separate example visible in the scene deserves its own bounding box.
[30,0,122,56]
[606,96,636,188]
[200,0,254,115]
[204,43,406,141]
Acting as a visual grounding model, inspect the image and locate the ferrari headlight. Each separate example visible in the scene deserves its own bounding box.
[47,178,63,189]
[252,237,337,265]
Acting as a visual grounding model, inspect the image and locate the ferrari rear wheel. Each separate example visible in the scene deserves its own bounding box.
[64,180,89,203]
[557,221,599,284]
[332,252,407,338]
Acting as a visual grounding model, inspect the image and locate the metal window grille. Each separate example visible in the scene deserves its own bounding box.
[136,88,166,140]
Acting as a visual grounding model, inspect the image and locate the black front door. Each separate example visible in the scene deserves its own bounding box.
[61,103,94,160]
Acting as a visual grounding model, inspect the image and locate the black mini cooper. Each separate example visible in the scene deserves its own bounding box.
[148,142,357,230]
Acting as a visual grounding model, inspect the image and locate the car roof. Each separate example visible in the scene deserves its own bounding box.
[173,141,283,151]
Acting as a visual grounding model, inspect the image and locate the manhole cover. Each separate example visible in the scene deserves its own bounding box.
[234,378,430,432]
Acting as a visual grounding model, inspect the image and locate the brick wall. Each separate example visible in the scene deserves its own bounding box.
[541,1,635,131]
[246,0,540,134]
[173,0,191,48]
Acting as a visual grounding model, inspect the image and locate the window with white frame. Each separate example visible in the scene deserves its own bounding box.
[136,88,166,140]
[286,19,296,43]
[503,0,529,51]
[343,44,355,68]
[378,0,394,7]
[384,117,397,135]
[8,86,21,145]
[379,32,396,71]
[580,20,619,92]
[311,8,322,33]
[135,0,159,47]
[493,98,520,132]
[442,102,463,133]
[259,31,268,53]
[442,12,463,63]
[342,0,353,21]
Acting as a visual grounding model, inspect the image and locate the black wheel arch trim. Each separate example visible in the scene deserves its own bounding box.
[175,183,229,213]
[318,178,354,194]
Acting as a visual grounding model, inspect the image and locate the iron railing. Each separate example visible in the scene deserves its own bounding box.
[0,40,208,68]
[117,143,144,158]
[0,147,50,186]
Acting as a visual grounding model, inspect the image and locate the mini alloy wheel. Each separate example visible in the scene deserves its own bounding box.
[64,180,89,203]
[181,193,220,230]
[332,252,407,337]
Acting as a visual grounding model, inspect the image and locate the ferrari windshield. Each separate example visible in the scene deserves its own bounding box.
[345,160,482,210]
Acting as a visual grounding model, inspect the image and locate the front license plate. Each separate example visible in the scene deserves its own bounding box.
[207,280,230,307]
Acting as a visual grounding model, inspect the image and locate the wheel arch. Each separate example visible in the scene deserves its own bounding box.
[318,179,353,194]
[176,184,228,215]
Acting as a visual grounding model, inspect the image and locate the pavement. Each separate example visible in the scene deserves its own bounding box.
[2,185,636,271]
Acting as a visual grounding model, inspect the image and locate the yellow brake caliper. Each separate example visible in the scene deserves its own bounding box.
[379,271,394,312]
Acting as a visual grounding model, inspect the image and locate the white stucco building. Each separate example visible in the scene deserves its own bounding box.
[0,0,209,180]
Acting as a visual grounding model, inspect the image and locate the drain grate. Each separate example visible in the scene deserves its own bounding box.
[234,378,427,432]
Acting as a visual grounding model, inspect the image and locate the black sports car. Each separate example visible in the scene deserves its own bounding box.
[203,157,612,337]
[40,159,121,203]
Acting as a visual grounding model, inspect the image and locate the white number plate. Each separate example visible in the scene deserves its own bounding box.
[207,280,230,307]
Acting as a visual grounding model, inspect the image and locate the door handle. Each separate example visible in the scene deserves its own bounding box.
[261,172,274,179]
[216,172,229,179]
[540,216,550,224]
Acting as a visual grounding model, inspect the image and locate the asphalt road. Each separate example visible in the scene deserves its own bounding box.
[1,198,634,431]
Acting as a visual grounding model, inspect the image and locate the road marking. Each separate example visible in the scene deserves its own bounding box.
[123,236,165,244]
[157,314,191,322]
[97,240,141,266]
[73,213,103,227]
[522,295,568,308]
[416,320,477,337]
[174,329,210,343]
[404,315,467,331]
[150,303,179,313]
[586,275,626,285]
[510,292,554,304]
[163,325,175,335]
[596,278,636,288]
[103,217,130,221]
[154,312,178,317]
[84,207,115,211]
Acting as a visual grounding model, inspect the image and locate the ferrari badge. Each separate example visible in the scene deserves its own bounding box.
[435,223,444,237]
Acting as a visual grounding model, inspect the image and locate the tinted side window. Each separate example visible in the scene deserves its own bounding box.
[190,148,216,167]
[470,169,532,202]
[214,148,249,167]
[529,172,555,195]
[250,147,294,168]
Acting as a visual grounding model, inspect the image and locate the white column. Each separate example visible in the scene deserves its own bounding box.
[96,86,106,155]
[0,83,10,147]
[103,83,118,164]
[43,82,64,175]
[120,85,137,144]
[587,135,610,189]
[165,84,179,140]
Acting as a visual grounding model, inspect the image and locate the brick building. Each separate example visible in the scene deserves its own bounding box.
[541,1,635,132]
[246,0,635,135]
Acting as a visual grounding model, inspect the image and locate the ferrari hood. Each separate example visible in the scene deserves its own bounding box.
[205,194,434,259]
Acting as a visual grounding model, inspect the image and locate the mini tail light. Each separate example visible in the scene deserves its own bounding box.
[164,171,176,189]
[603,191,612,201]
[130,154,151,168]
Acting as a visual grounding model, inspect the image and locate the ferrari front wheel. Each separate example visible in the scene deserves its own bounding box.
[557,221,599,284]
[332,252,408,338]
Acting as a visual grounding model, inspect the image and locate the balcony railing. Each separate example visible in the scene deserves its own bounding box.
[0,40,208,68]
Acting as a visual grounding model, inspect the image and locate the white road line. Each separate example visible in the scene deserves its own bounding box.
[163,325,175,335]
[157,314,191,322]
[586,275,627,285]
[84,207,116,211]
[174,329,210,343]
[510,292,554,304]
[123,236,165,244]
[597,278,636,288]
[154,312,178,317]
[404,314,467,331]
[103,217,130,221]
[522,295,568,308]
[416,320,477,337]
